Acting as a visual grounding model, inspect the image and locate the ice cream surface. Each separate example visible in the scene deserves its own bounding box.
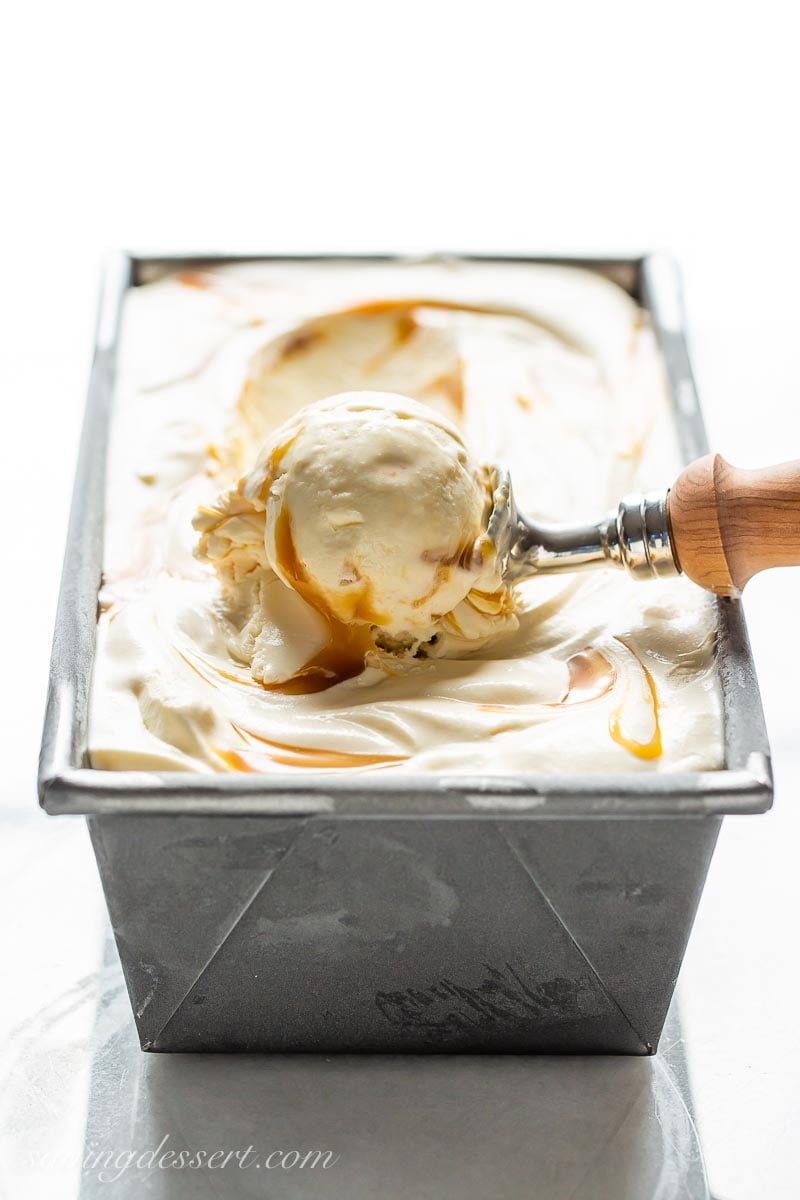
[90,259,724,775]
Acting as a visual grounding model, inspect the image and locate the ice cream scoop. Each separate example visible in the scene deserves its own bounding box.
[489,455,800,596]
[254,391,499,640]
[195,392,516,678]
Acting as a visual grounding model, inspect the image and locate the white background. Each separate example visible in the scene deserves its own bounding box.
[1,3,799,1196]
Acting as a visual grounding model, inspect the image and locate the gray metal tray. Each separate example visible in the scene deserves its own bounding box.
[38,253,773,1054]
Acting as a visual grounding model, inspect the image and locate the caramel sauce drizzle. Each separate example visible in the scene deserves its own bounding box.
[475,644,662,763]
[558,648,616,705]
[274,505,388,626]
[263,506,381,695]
[421,360,465,413]
[391,309,419,349]
[336,297,515,321]
[361,310,420,373]
[608,639,663,761]
[478,649,616,716]
[277,328,323,361]
[333,297,577,357]
[217,727,406,771]
[421,538,480,570]
[216,746,405,772]
[256,431,300,503]
[269,301,468,414]
[177,648,265,691]
[411,562,452,610]
[175,270,216,290]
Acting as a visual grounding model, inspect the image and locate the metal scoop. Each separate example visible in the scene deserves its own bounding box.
[489,453,800,596]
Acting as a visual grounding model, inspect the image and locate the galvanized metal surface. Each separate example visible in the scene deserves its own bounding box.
[0,813,712,1197]
[89,812,721,1054]
[36,254,773,1054]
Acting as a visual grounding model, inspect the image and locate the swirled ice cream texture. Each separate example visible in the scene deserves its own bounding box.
[193,391,516,693]
[89,260,724,774]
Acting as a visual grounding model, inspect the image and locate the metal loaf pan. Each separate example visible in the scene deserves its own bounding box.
[38,253,773,1054]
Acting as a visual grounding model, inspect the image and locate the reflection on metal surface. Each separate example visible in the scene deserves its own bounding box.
[0,935,710,1199]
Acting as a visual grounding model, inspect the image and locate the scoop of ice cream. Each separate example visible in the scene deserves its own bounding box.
[194,391,518,687]
[249,391,497,640]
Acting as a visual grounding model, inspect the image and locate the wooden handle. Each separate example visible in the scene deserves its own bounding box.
[668,454,800,595]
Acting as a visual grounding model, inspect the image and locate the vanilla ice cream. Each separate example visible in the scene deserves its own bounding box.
[194,390,515,692]
[89,259,724,775]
